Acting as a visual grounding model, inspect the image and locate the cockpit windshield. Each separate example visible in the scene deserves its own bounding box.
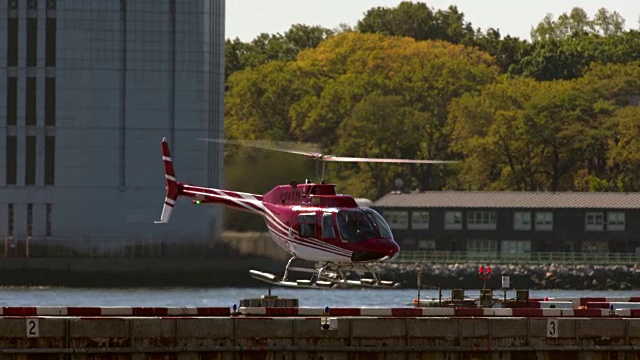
[336,209,390,243]
[337,210,376,243]
[362,208,394,239]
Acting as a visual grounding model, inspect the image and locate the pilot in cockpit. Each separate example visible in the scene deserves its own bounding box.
[338,211,375,242]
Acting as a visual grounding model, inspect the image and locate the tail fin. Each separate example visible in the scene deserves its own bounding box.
[155,137,180,224]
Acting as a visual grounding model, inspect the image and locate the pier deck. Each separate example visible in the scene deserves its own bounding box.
[2,306,640,358]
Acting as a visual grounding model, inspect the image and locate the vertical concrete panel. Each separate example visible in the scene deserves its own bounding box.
[36,130,44,187]
[15,120,25,187]
[13,203,26,238]
[0,204,8,241]
[0,127,6,187]
[0,2,5,65]
[32,202,45,238]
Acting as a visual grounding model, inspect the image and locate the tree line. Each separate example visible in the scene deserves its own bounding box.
[222,2,640,215]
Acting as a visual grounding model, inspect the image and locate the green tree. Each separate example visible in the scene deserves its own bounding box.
[356,1,531,76]
[225,24,334,80]
[516,31,640,80]
[225,61,327,141]
[449,76,616,191]
[606,107,640,191]
[357,1,475,44]
[573,62,640,190]
[333,95,427,198]
[448,77,545,190]
[592,8,626,36]
[531,7,626,41]
[297,33,499,195]
[474,28,532,74]
[226,32,499,198]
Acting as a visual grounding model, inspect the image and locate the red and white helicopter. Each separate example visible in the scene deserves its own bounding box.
[155,138,454,289]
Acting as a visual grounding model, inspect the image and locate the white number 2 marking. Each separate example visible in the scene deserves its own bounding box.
[26,319,39,338]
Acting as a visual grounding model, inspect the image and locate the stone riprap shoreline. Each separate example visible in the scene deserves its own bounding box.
[378,263,640,290]
[0,251,638,289]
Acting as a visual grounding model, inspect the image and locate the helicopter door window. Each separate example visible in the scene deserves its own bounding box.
[322,213,336,240]
[298,213,317,238]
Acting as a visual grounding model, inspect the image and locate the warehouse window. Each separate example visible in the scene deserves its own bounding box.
[382,211,408,230]
[467,239,497,254]
[444,211,462,230]
[534,212,553,231]
[607,212,625,231]
[513,211,531,230]
[585,212,604,231]
[411,211,430,230]
[467,211,497,230]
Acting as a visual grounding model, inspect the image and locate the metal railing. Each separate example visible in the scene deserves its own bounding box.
[394,251,640,265]
[3,234,638,265]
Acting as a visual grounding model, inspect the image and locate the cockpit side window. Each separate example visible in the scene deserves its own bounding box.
[322,213,336,240]
[298,213,317,237]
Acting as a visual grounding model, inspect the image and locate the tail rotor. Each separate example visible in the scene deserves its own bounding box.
[155,138,180,224]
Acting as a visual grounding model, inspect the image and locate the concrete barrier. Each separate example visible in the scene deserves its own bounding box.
[2,315,640,357]
[239,306,617,317]
[1,306,637,318]
[0,306,230,316]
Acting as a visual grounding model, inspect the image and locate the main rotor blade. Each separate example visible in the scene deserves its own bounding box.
[320,155,458,164]
[199,138,322,157]
[200,138,458,164]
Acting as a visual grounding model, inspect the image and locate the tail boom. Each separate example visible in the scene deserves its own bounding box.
[181,185,265,215]
[156,138,265,223]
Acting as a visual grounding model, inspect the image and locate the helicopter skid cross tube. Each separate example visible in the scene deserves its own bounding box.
[250,259,399,289]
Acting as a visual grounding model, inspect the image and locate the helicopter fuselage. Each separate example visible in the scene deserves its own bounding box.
[183,182,400,263]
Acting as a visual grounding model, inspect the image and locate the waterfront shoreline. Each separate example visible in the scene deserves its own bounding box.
[379,262,640,291]
[0,257,639,290]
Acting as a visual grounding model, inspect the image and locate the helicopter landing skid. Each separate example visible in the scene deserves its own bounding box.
[249,263,400,289]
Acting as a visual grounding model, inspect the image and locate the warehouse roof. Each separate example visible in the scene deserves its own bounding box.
[373,191,640,209]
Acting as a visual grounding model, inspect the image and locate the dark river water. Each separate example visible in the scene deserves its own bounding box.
[0,287,637,308]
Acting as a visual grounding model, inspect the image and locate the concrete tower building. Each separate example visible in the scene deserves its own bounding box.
[0,0,225,247]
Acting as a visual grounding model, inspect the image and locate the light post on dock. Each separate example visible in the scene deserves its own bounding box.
[478,266,492,289]
[478,266,493,307]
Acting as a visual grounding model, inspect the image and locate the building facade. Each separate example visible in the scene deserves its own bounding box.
[0,0,225,245]
[373,191,640,255]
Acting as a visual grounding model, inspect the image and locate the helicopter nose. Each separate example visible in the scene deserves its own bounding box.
[350,238,400,262]
[385,240,400,260]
